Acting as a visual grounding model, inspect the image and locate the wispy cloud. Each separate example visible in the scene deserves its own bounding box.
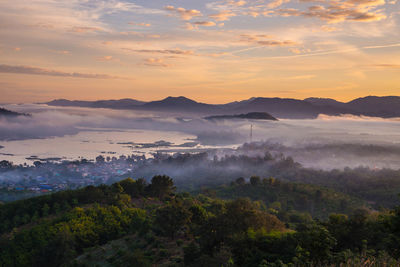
[287,74,316,80]
[240,34,298,47]
[373,64,400,69]
[242,42,400,61]
[0,64,123,79]
[123,49,195,55]
[128,22,151,27]
[96,56,115,61]
[209,10,237,21]
[188,21,217,30]
[164,6,202,20]
[276,0,387,23]
[69,26,103,33]
[143,58,171,67]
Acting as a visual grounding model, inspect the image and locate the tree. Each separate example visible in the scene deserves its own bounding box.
[250,176,261,186]
[295,223,336,262]
[42,203,50,217]
[0,160,13,169]
[148,175,175,199]
[154,201,191,238]
[184,242,201,265]
[95,155,105,164]
[118,178,147,198]
[236,177,246,185]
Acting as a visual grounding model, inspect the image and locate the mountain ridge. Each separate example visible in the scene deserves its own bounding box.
[205,112,278,121]
[44,95,400,119]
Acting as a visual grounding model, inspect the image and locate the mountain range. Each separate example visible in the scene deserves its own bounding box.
[45,95,400,119]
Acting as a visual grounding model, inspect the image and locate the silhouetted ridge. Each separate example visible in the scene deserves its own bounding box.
[45,95,400,119]
[142,96,219,113]
[205,112,278,121]
[45,98,145,109]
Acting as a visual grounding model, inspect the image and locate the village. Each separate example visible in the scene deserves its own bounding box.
[0,154,152,201]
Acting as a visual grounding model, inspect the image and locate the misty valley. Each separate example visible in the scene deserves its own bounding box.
[2,98,400,266]
[1,0,400,264]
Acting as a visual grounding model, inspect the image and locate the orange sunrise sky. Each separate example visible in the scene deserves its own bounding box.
[0,0,399,104]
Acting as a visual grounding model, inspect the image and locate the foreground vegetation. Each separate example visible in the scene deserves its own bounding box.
[1,176,400,266]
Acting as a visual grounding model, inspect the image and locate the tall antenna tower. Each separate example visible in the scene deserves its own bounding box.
[250,124,253,143]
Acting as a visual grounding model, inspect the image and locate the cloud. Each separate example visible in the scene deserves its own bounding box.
[276,0,387,23]
[186,21,217,30]
[289,48,301,54]
[164,6,202,20]
[257,40,297,46]
[209,10,237,21]
[0,64,123,79]
[240,34,274,42]
[227,0,247,6]
[118,31,162,39]
[54,50,70,55]
[267,0,291,9]
[143,58,171,67]
[286,74,316,80]
[372,64,400,69]
[124,49,195,55]
[128,22,151,27]
[207,0,388,24]
[244,42,400,61]
[347,0,386,7]
[97,56,114,61]
[0,0,164,38]
[185,23,196,30]
[240,34,298,47]
[244,11,262,17]
[289,47,312,54]
[69,26,103,33]
[193,21,217,26]
[319,25,339,32]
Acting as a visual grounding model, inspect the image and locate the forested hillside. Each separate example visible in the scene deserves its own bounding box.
[1,176,400,266]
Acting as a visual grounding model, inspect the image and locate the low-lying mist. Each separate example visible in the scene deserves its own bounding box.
[2,104,400,170]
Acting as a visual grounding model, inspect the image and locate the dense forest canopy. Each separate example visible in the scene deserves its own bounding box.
[1,176,400,266]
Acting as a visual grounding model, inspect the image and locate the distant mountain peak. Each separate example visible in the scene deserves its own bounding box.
[145,96,201,106]
[162,96,198,103]
[305,97,339,102]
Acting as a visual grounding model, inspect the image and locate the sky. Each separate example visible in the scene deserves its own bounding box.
[0,0,399,104]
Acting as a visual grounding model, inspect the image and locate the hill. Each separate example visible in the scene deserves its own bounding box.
[45,98,145,109]
[224,97,345,119]
[0,107,26,117]
[304,97,349,109]
[205,112,278,121]
[346,96,400,118]
[1,176,400,266]
[202,177,363,219]
[305,96,400,118]
[142,96,220,114]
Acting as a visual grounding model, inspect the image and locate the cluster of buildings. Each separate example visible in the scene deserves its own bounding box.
[0,154,148,199]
